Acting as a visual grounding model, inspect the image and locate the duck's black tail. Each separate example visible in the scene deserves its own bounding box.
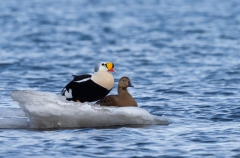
[61,81,73,96]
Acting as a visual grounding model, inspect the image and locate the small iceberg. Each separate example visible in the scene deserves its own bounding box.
[10,90,169,129]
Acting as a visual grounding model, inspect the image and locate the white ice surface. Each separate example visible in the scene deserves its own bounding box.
[9,90,169,129]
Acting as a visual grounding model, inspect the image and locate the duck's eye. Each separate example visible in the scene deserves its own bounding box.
[101,63,104,66]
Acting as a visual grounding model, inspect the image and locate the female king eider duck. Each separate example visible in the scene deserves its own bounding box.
[95,76,138,107]
[61,62,115,102]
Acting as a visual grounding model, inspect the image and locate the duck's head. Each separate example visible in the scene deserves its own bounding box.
[119,76,134,89]
[94,62,116,73]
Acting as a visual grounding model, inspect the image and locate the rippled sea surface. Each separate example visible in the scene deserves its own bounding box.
[1,0,240,157]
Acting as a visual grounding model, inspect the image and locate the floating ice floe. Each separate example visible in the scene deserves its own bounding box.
[9,90,169,129]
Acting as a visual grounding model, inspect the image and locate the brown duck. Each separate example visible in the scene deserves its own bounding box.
[95,76,138,107]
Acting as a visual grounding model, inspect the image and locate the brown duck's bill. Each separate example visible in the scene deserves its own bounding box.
[128,81,134,87]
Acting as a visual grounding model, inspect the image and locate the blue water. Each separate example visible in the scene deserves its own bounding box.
[1,0,240,157]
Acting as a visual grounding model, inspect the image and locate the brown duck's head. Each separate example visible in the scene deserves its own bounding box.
[118,76,134,89]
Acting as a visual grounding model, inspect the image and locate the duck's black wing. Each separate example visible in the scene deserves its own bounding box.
[61,74,92,95]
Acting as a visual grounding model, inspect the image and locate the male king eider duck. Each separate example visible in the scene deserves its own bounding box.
[95,76,138,107]
[61,62,115,102]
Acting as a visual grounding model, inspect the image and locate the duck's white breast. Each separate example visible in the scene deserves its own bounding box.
[91,72,114,90]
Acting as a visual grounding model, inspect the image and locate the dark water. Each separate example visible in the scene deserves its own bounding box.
[1,0,240,157]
